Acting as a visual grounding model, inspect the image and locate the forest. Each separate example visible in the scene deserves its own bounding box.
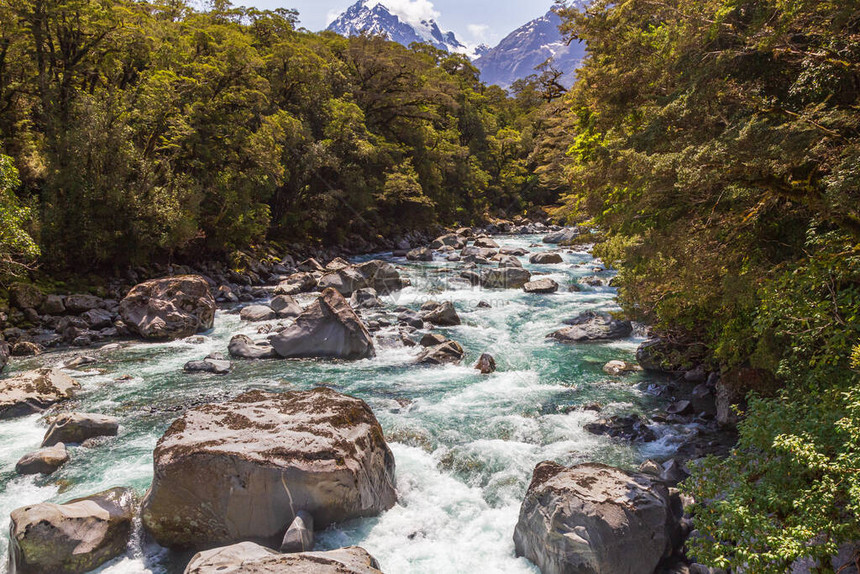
[0,0,859,571]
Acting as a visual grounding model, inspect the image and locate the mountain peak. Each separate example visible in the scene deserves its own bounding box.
[327,0,466,54]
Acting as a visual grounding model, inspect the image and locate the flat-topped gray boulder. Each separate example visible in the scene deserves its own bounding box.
[542,228,579,244]
[270,288,375,360]
[184,354,232,374]
[0,368,80,419]
[529,252,564,264]
[184,542,383,574]
[514,462,683,574]
[239,304,276,322]
[270,294,303,318]
[42,412,119,446]
[275,272,318,295]
[482,267,532,289]
[16,443,69,475]
[228,334,278,359]
[9,487,136,574]
[120,275,215,340]
[523,278,559,294]
[548,311,633,342]
[141,388,396,549]
[407,246,433,261]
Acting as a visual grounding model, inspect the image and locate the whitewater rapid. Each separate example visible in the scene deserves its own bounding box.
[0,235,680,574]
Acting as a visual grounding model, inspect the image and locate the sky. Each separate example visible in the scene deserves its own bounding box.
[246,0,554,47]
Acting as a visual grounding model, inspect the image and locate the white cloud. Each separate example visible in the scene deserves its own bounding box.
[467,24,489,40]
[368,0,440,26]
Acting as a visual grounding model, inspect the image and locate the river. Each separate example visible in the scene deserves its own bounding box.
[0,233,687,573]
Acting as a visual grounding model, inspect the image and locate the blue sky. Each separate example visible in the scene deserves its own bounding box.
[247,0,554,47]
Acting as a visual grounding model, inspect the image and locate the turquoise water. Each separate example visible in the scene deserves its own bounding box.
[0,235,684,574]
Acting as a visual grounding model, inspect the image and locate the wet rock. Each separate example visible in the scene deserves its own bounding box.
[419,333,447,347]
[684,365,708,383]
[477,301,492,309]
[417,339,464,365]
[482,267,531,289]
[529,252,563,264]
[542,228,579,244]
[666,400,694,416]
[9,487,136,574]
[275,272,318,296]
[120,275,215,340]
[15,443,69,475]
[318,266,368,296]
[42,412,119,447]
[41,295,66,315]
[270,289,375,360]
[461,246,498,260]
[0,369,80,419]
[513,462,683,574]
[659,459,689,485]
[0,340,8,373]
[228,334,279,359]
[141,388,396,549]
[280,510,314,553]
[422,301,461,326]
[184,354,232,375]
[431,233,466,250]
[475,353,496,374]
[398,310,424,329]
[407,246,433,261]
[354,260,403,295]
[185,543,383,574]
[351,288,383,309]
[523,278,559,294]
[81,308,114,329]
[474,237,500,249]
[549,311,633,342]
[584,414,656,442]
[11,341,42,357]
[63,355,98,369]
[603,360,638,376]
[64,294,104,314]
[460,270,482,286]
[270,295,302,318]
[239,304,276,322]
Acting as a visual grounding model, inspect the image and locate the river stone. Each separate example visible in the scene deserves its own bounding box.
[9,283,44,311]
[495,254,523,268]
[407,246,433,261]
[351,288,383,309]
[0,368,80,419]
[64,294,104,314]
[120,275,215,340]
[317,266,367,296]
[475,353,496,374]
[280,510,314,553]
[275,272,318,295]
[270,294,302,318]
[482,267,532,289]
[354,260,403,295]
[422,301,461,326]
[141,388,396,549]
[431,233,465,250]
[542,228,579,244]
[41,294,66,315]
[11,341,41,357]
[513,462,683,574]
[417,339,465,365]
[474,237,500,249]
[529,252,564,264]
[239,304,276,322]
[184,543,383,574]
[548,311,632,342]
[184,354,232,375]
[0,340,9,373]
[42,412,119,447]
[298,258,325,273]
[325,257,351,271]
[81,308,114,329]
[420,333,448,347]
[8,487,136,574]
[523,278,559,294]
[228,334,279,359]
[270,288,375,360]
[16,443,69,475]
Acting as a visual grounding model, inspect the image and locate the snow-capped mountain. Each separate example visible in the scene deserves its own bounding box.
[327,0,467,54]
[474,10,586,89]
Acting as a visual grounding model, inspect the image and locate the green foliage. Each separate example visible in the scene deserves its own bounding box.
[0,0,553,271]
[0,154,39,282]
[552,0,860,568]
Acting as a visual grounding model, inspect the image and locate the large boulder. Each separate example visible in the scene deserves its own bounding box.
[270,289,375,360]
[0,368,80,419]
[354,260,403,295]
[514,462,683,574]
[542,228,579,244]
[548,311,632,342]
[275,272,318,296]
[422,301,461,326]
[482,267,532,289]
[64,294,104,314]
[317,266,368,296]
[523,278,559,294]
[529,252,563,264]
[239,304,276,322]
[228,334,279,359]
[474,237,500,249]
[430,233,465,250]
[407,246,433,261]
[184,543,383,574]
[119,275,216,340]
[8,487,136,574]
[16,443,69,475]
[141,388,396,549]
[9,283,44,310]
[42,412,119,447]
[417,339,465,365]
[270,294,302,318]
